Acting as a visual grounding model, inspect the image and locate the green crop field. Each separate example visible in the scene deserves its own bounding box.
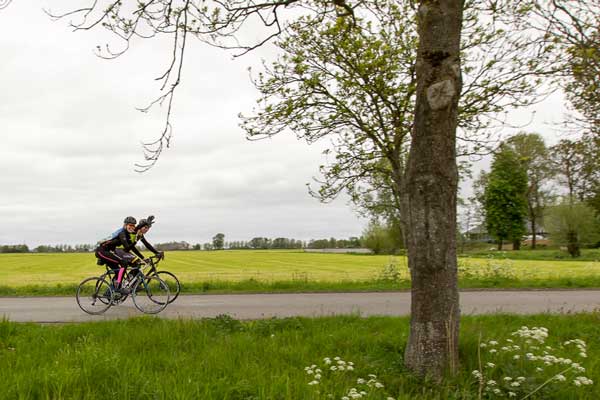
[1,250,600,292]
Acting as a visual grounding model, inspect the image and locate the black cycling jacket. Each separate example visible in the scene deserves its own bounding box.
[98,229,145,259]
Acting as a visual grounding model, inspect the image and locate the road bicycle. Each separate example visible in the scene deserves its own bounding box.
[76,257,171,315]
[144,253,181,304]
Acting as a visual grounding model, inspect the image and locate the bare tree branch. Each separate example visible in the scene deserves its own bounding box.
[44,0,359,171]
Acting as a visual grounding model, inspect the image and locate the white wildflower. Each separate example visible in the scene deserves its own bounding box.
[308,380,319,386]
[486,362,496,368]
[375,382,384,388]
[357,378,366,384]
[574,376,593,386]
[555,375,566,382]
[513,355,520,360]
[508,392,516,397]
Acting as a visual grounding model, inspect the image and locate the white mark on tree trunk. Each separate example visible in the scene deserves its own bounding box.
[426,80,455,110]
[451,63,460,78]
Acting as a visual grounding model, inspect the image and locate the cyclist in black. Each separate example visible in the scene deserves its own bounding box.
[95,216,146,294]
[134,215,162,258]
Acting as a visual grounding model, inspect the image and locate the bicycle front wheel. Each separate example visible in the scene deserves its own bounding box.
[131,276,170,314]
[76,277,114,315]
[151,271,181,304]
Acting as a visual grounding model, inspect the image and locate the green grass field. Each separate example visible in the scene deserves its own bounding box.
[1,250,599,295]
[1,314,598,399]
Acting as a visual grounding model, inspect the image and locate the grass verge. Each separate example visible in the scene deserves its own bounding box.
[0,313,598,399]
[2,275,600,297]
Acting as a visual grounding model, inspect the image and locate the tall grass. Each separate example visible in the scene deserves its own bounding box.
[0,314,598,399]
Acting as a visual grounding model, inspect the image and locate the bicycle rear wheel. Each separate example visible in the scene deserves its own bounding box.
[151,271,181,304]
[131,275,170,314]
[76,277,114,315]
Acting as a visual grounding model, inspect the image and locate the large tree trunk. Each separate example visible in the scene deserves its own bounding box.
[401,0,464,379]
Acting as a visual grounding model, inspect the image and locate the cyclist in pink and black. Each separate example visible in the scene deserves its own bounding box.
[95,216,146,294]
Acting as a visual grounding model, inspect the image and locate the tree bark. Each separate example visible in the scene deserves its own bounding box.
[531,217,537,250]
[401,0,463,379]
[512,239,521,251]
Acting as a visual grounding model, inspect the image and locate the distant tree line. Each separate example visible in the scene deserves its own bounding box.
[145,241,191,251]
[0,244,96,253]
[195,235,363,251]
[0,244,30,253]
[1,237,367,253]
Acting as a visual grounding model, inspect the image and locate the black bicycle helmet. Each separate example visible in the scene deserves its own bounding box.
[123,216,137,225]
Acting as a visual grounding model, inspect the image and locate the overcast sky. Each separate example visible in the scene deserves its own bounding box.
[0,2,570,247]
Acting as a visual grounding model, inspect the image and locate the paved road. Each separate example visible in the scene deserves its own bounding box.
[1,290,600,323]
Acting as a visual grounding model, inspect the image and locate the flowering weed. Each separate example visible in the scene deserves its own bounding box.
[472,326,593,399]
[304,356,394,399]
